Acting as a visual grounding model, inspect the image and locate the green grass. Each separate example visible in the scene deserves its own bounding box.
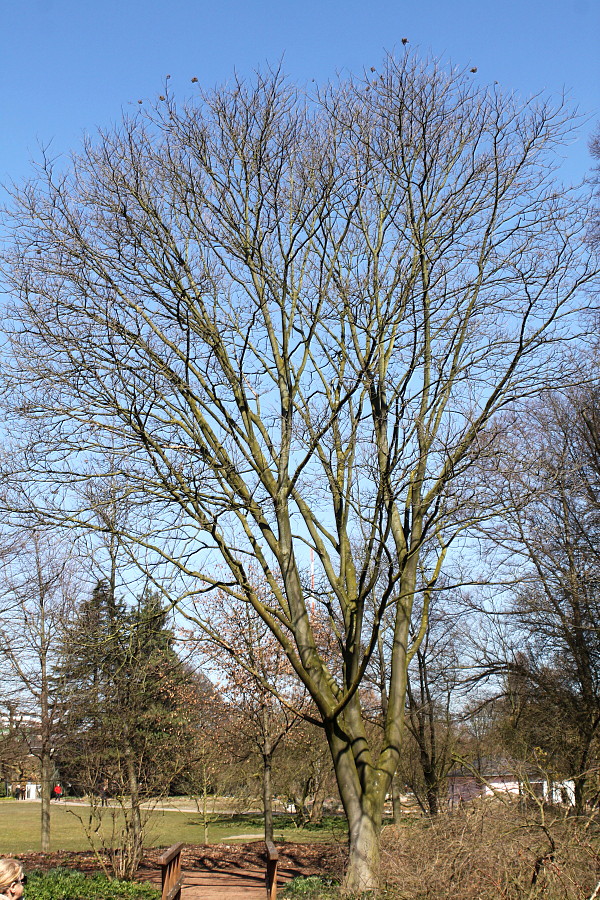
[0,801,346,854]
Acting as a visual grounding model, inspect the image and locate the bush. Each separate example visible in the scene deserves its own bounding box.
[26,869,160,900]
[380,800,600,900]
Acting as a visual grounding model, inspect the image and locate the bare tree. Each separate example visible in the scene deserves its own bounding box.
[474,387,600,811]
[191,591,312,842]
[403,601,463,816]
[0,530,74,851]
[276,717,338,827]
[1,53,596,890]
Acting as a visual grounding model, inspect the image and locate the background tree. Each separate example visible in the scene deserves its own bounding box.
[0,701,44,799]
[166,664,225,842]
[58,582,198,877]
[0,530,74,851]
[2,53,596,891]
[370,583,462,818]
[275,718,338,827]
[402,600,463,816]
[474,387,600,811]
[192,591,312,842]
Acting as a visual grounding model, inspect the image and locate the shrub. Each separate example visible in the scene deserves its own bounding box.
[380,800,600,900]
[26,869,160,900]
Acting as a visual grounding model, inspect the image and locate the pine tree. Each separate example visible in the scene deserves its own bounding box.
[57,582,195,877]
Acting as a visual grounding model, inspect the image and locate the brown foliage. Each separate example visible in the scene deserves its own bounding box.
[380,802,600,900]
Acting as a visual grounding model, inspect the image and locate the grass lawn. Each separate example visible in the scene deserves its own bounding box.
[0,800,346,854]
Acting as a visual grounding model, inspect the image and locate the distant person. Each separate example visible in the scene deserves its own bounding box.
[18,784,25,801]
[52,784,63,801]
[0,858,27,900]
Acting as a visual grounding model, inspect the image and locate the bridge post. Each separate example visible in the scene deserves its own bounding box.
[265,840,279,900]
[158,843,184,900]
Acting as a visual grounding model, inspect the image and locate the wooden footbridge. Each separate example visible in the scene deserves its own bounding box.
[158,842,283,900]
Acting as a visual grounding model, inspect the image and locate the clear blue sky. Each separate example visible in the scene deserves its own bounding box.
[1,0,598,191]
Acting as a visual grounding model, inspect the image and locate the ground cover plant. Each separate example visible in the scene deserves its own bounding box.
[26,869,159,900]
[281,875,340,899]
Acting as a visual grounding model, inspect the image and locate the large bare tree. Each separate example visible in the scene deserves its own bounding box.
[1,53,596,890]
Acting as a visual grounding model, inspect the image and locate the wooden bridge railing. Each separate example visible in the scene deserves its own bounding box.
[265,840,279,900]
[158,843,184,900]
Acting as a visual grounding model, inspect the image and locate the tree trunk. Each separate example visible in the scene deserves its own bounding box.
[423,762,439,816]
[260,702,275,843]
[572,740,593,815]
[325,715,388,893]
[574,773,587,816]
[39,614,51,853]
[262,751,274,842]
[391,771,403,824]
[125,745,143,879]
[202,760,209,843]
[309,792,324,825]
[426,784,439,817]
[40,749,52,852]
[345,805,381,894]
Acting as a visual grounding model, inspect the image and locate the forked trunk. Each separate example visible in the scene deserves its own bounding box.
[326,718,388,893]
[345,806,381,894]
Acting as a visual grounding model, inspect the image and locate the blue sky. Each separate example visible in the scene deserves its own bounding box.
[1,0,598,192]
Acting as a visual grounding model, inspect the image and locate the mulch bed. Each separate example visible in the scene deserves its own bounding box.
[179,842,345,879]
[16,842,346,882]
